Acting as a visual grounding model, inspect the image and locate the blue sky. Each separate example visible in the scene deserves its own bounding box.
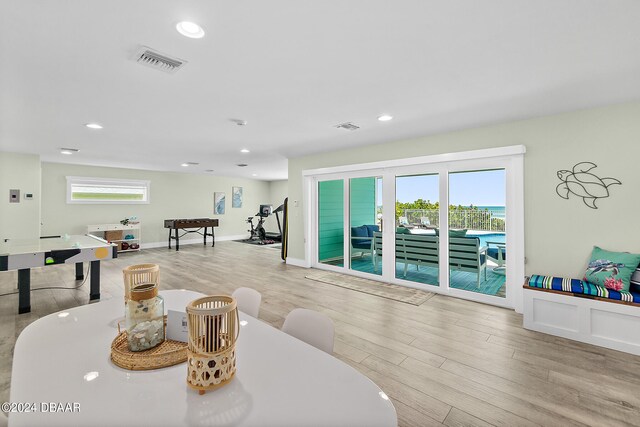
[392,169,506,206]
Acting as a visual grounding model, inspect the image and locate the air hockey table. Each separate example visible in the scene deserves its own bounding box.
[0,235,117,314]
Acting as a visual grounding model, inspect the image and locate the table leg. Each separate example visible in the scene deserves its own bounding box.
[211,227,215,247]
[75,262,84,280]
[175,228,180,251]
[18,268,31,314]
[203,227,207,246]
[90,260,100,301]
[168,229,172,249]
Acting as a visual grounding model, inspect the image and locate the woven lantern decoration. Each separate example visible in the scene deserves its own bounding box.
[123,264,159,302]
[186,295,239,394]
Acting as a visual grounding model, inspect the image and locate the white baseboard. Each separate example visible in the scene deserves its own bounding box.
[286,257,310,268]
[138,234,250,250]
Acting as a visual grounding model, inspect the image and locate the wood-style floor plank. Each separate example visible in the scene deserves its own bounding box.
[1,242,639,426]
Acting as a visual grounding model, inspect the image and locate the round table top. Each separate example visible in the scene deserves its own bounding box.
[9,290,397,426]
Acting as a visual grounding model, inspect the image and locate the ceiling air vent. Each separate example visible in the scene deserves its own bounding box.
[335,122,360,131]
[236,164,248,167]
[134,46,187,74]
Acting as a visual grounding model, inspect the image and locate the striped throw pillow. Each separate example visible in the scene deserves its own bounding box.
[632,265,640,292]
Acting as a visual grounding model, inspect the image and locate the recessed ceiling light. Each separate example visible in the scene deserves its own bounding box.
[230,119,247,126]
[377,115,393,122]
[181,162,199,167]
[240,149,250,153]
[252,173,257,177]
[176,21,205,39]
[181,163,189,167]
[60,148,79,155]
[85,123,103,129]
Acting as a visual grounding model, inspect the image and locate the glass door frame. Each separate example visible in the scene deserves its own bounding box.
[304,146,525,312]
[311,169,388,279]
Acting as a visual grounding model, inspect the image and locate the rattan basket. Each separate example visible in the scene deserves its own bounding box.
[111,317,187,370]
[186,295,240,394]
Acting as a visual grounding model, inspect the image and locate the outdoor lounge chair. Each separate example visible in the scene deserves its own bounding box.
[398,216,410,227]
[486,241,506,275]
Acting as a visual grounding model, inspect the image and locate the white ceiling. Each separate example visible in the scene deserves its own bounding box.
[2,1,640,181]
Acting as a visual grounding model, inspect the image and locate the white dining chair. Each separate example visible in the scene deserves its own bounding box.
[232,287,262,318]
[282,308,334,354]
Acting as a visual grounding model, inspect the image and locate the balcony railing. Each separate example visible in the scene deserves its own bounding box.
[402,209,505,232]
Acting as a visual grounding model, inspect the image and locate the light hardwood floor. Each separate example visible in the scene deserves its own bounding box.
[1,242,639,426]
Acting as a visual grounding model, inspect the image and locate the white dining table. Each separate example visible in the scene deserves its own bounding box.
[9,290,397,426]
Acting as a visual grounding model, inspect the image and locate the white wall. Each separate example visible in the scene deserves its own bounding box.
[41,162,271,245]
[0,152,41,240]
[287,101,640,279]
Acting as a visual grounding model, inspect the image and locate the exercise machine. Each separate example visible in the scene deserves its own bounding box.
[246,215,266,241]
[264,203,284,242]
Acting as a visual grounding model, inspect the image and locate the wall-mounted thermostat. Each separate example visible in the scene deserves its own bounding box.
[9,189,20,203]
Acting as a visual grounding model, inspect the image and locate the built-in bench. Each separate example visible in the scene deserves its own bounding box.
[524,274,640,355]
[372,232,487,286]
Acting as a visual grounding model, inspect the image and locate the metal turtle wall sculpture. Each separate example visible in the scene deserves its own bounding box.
[556,162,621,209]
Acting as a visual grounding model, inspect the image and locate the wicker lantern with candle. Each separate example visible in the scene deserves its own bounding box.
[186,295,239,394]
[123,264,160,302]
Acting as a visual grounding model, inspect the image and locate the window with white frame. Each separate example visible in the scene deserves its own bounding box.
[66,176,150,204]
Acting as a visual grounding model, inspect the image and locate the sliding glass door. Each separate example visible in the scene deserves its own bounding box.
[318,180,344,267]
[310,148,523,309]
[349,176,383,276]
[394,174,439,286]
[448,169,506,298]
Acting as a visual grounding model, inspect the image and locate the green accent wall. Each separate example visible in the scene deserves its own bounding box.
[350,177,376,227]
[318,180,344,262]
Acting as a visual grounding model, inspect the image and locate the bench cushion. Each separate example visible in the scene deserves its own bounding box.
[527,274,640,304]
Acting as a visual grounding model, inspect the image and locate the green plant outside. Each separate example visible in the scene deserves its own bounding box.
[72,192,144,201]
[396,199,505,231]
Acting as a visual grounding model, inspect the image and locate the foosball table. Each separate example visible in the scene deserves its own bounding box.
[163,218,219,251]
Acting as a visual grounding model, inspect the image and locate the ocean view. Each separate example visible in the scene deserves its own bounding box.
[476,205,505,219]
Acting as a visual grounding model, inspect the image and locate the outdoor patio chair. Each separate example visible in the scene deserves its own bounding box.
[486,241,506,275]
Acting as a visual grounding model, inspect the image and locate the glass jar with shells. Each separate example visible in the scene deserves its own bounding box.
[125,283,165,352]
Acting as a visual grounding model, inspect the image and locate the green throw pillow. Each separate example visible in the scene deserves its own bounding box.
[583,246,640,292]
[396,227,411,234]
[434,228,467,238]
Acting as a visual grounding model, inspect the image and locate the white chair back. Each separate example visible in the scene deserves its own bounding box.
[282,308,334,354]
[232,287,262,318]
[398,216,409,225]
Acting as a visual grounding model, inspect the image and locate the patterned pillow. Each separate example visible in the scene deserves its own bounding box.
[583,247,640,292]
